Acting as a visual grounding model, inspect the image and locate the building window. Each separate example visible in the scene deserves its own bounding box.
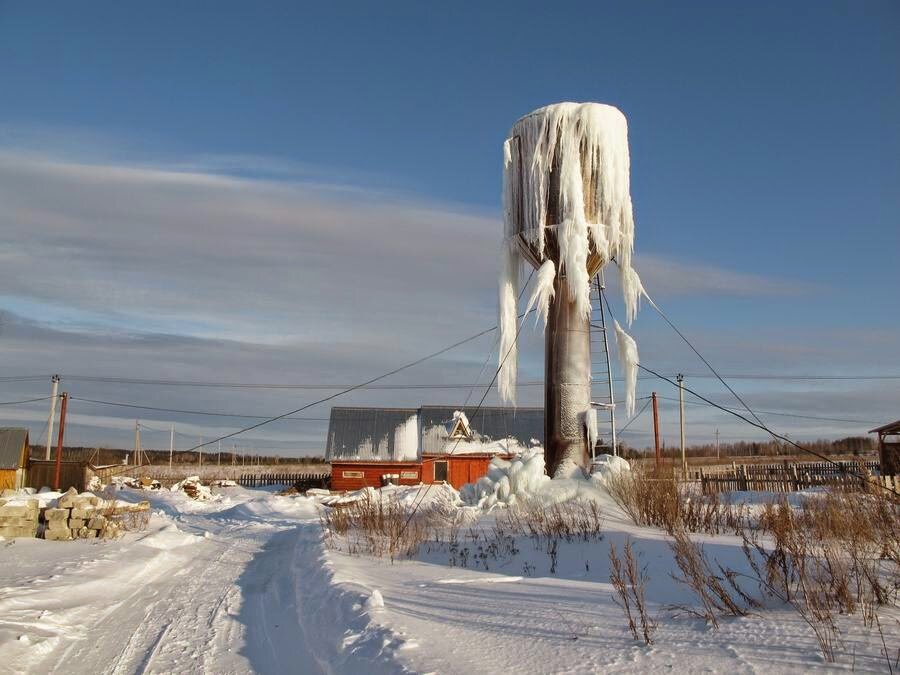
[342,470,364,478]
[434,460,448,482]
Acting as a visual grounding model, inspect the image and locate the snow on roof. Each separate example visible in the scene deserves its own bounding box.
[326,406,544,461]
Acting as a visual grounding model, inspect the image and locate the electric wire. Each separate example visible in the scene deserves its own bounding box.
[399,271,537,537]
[637,362,899,496]
[599,283,898,495]
[652,395,880,426]
[0,396,53,405]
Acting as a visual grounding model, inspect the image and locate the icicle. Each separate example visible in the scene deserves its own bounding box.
[498,242,520,405]
[585,407,598,455]
[614,319,639,417]
[504,102,636,321]
[523,259,556,329]
[619,261,646,326]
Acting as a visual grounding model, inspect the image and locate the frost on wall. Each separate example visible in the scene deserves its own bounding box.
[499,102,645,404]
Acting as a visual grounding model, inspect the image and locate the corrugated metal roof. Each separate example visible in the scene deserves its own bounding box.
[326,407,420,461]
[0,428,29,470]
[326,406,544,460]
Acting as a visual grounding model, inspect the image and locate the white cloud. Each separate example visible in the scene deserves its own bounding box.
[0,143,882,451]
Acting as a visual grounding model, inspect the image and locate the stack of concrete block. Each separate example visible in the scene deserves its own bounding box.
[0,494,39,539]
[42,487,149,541]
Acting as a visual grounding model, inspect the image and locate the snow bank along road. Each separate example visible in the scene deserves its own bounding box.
[0,487,388,675]
[1,484,897,674]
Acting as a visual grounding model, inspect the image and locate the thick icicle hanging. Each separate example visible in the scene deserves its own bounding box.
[524,259,556,328]
[585,407,598,455]
[613,319,639,417]
[497,241,520,405]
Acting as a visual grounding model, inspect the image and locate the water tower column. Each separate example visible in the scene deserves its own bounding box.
[544,272,591,476]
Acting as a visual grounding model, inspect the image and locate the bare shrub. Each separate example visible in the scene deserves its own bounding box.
[319,491,451,561]
[607,470,748,535]
[740,486,900,663]
[668,529,750,628]
[609,539,656,644]
[498,497,603,573]
[499,498,604,545]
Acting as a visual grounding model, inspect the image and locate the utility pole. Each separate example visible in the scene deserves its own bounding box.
[715,428,720,461]
[169,424,175,470]
[199,437,203,469]
[651,391,661,471]
[53,392,69,490]
[134,420,141,468]
[217,440,221,467]
[677,373,686,475]
[45,375,60,460]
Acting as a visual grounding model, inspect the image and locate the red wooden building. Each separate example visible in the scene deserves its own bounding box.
[326,406,543,492]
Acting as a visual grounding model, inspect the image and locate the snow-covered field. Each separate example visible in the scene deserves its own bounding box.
[1,478,896,674]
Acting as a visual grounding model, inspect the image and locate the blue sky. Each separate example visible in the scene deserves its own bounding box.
[0,2,898,454]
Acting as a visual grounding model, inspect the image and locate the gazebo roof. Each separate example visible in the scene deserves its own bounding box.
[869,420,900,434]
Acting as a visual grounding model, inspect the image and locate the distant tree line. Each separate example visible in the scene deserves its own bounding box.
[617,436,875,460]
[29,445,325,466]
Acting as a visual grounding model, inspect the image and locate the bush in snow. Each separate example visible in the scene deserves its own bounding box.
[605,469,749,535]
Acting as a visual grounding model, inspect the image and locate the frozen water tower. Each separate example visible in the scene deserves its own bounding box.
[498,102,643,478]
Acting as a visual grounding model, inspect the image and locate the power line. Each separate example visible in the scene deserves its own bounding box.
[71,397,332,421]
[3,373,899,388]
[653,395,880,425]
[618,398,652,435]
[0,396,53,406]
[176,306,549,453]
[637,362,898,496]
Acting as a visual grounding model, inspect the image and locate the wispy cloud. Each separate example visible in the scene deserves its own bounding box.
[0,141,869,450]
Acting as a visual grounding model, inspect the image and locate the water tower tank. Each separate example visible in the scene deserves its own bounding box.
[499,102,643,477]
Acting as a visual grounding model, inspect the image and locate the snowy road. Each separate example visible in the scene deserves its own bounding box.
[0,489,332,675]
[2,485,897,674]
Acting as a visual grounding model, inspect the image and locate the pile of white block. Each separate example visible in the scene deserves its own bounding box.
[0,492,39,539]
[42,487,150,541]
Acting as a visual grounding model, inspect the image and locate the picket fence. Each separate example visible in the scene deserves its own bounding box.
[695,460,893,494]
[236,472,330,490]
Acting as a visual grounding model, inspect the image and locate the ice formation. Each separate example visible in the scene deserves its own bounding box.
[589,453,631,488]
[523,259,556,328]
[613,319,639,417]
[459,449,549,508]
[499,102,646,404]
[497,242,520,404]
[584,407,598,455]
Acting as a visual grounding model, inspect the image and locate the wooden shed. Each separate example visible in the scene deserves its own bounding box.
[870,420,900,477]
[422,453,513,489]
[329,460,422,492]
[0,428,30,491]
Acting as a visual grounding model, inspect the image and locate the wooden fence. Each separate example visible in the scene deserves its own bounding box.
[697,460,892,494]
[236,472,330,490]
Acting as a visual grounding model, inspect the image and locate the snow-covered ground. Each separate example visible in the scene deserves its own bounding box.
[0,480,896,674]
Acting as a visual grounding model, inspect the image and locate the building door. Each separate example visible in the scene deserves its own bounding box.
[434,460,448,482]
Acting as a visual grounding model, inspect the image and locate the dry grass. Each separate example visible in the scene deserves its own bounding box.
[606,469,748,535]
[742,487,900,663]
[320,492,458,561]
[609,539,656,644]
[320,492,605,575]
